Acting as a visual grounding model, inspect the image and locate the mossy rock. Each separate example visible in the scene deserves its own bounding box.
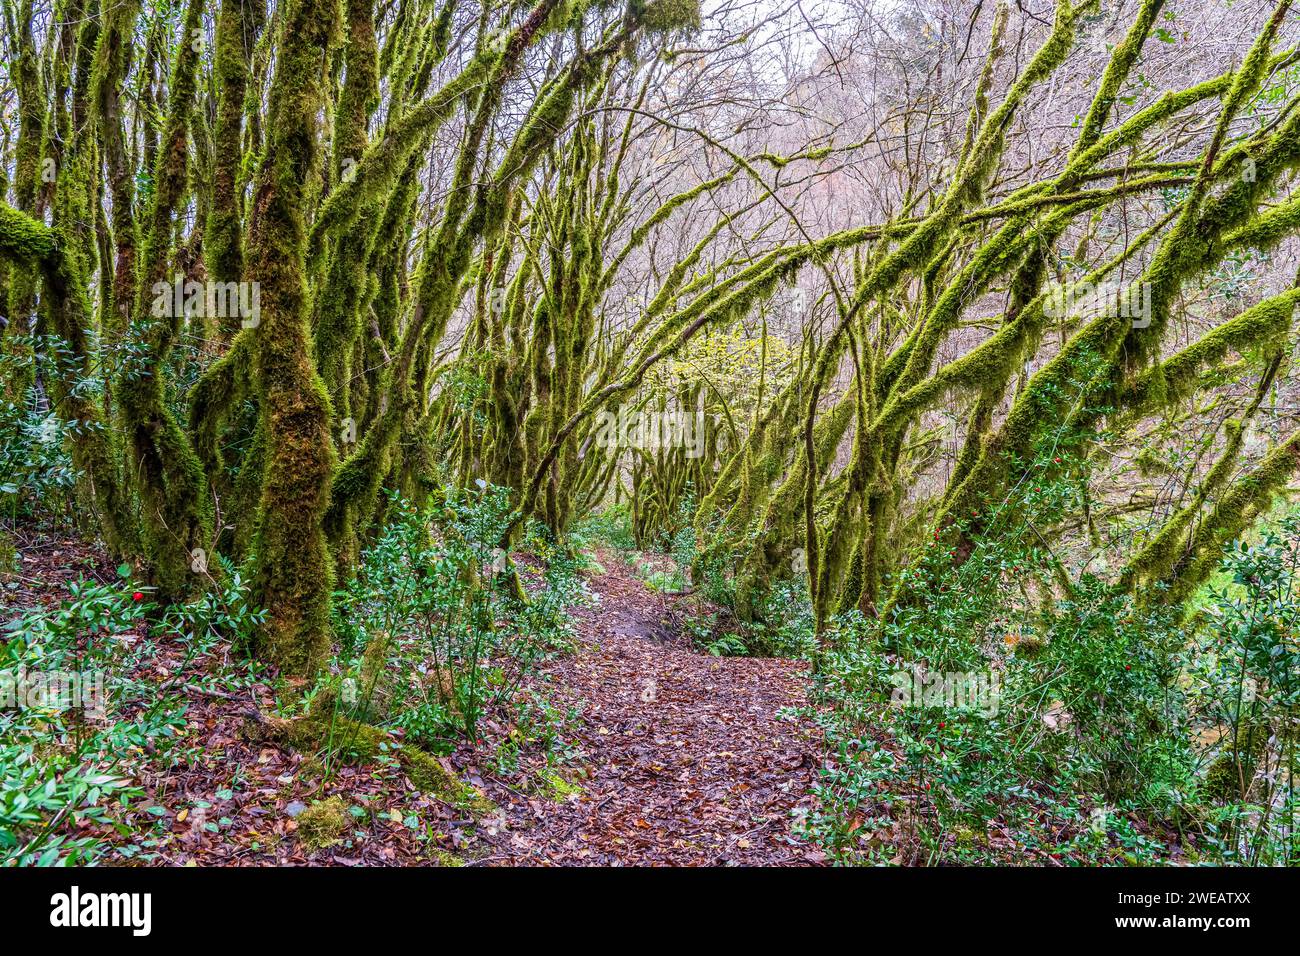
[297,797,349,851]
[398,745,496,815]
[1014,635,1045,659]
[1202,722,1269,804]
[1203,753,1249,804]
[285,699,390,764]
[428,848,464,867]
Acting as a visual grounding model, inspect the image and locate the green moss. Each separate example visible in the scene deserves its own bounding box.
[1136,289,1299,410]
[107,0,212,596]
[246,0,345,679]
[537,767,583,801]
[0,202,58,261]
[0,531,15,576]
[0,201,135,560]
[1202,719,1270,805]
[90,0,142,334]
[1159,428,1300,606]
[398,745,496,815]
[314,0,381,410]
[1121,409,1264,592]
[297,797,349,851]
[354,630,395,721]
[204,0,263,318]
[8,0,44,229]
[1203,754,1240,805]
[188,336,253,499]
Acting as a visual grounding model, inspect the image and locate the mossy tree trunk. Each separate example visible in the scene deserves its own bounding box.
[244,0,344,677]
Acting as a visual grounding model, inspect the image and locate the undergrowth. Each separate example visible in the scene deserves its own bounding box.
[323,488,588,764]
[0,559,265,865]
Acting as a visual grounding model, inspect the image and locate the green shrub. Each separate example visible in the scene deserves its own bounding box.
[329,489,588,752]
[0,341,81,524]
[570,503,637,552]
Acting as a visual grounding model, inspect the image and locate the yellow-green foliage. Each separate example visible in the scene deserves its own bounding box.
[204,0,262,302]
[0,531,15,576]
[0,202,58,261]
[113,0,213,596]
[245,0,344,678]
[537,768,583,801]
[641,0,700,33]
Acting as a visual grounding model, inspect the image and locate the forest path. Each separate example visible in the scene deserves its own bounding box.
[478,553,825,865]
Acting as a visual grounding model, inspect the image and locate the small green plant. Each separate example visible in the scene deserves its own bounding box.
[704,631,747,657]
[492,689,581,775]
[1189,511,1300,865]
[296,797,349,851]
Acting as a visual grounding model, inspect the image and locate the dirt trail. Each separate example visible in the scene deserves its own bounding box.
[480,555,825,866]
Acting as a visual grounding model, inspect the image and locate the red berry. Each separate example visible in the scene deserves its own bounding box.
[132,592,144,602]
[938,722,945,729]
[1124,664,1131,671]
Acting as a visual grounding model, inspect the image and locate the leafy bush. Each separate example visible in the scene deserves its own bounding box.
[571,503,637,553]
[747,579,817,658]
[0,339,82,524]
[329,489,588,752]
[1187,512,1300,864]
